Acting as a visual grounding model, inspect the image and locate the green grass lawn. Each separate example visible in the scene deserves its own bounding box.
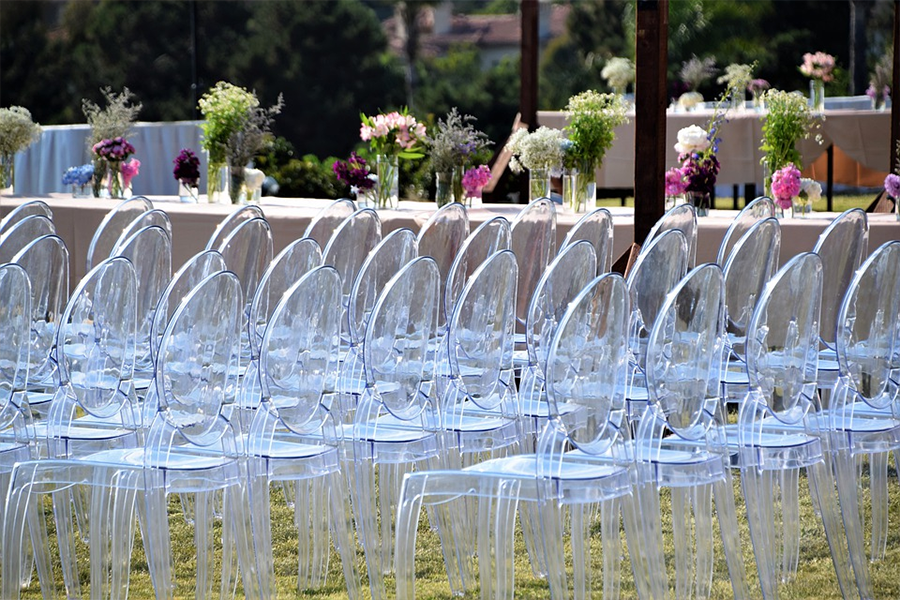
[16,458,900,599]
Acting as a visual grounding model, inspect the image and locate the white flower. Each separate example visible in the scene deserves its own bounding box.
[799,178,822,202]
[601,57,635,90]
[674,124,710,155]
[678,91,704,110]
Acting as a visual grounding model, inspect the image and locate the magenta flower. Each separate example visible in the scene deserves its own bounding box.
[93,137,136,162]
[462,165,492,197]
[665,167,687,196]
[771,163,802,209]
[121,158,140,188]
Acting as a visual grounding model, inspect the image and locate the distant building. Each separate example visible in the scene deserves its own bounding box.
[385,0,570,69]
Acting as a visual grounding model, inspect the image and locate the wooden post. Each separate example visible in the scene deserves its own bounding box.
[891,0,900,170]
[519,0,539,204]
[633,0,668,243]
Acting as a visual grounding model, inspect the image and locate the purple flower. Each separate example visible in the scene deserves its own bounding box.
[771,163,802,209]
[93,136,135,162]
[333,152,375,191]
[884,173,900,199]
[173,148,201,186]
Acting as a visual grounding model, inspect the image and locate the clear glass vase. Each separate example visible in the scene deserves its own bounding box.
[375,154,399,209]
[0,152,13,195]
[690,192,711,217]
[791,195,812,218]
[529,168,551,203]
[810,79,825,113]
[207,160,229,203]
[435,171,452,207]
[106,162,125,199]
[562,168,596,213]
[229,165,247,204]
[178,181,200,203]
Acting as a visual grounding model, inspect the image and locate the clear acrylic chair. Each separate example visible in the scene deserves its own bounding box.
[416,202,469,330]
[85,196,153,272]
[510,198,556,327]
[558,207,614,274]
[0,215,56,264]
[732,251,860,600]
[303,198,356,249]
[350,257,442,600]
[237,237,322,432]
[635,263,750,599]
[205,204,265,251]
[110,209,173,256]
[340,228,418,422]
[444,216,511,326]
[11,235,69,397]
[2,255,140,599]
[396,273,646,600]
[0,200,52,236]
[826,241,900,600]
[624,228,689,419]
[112,225,173,388]
[245,265,360,599]
[813,208,869,393]
[641,202,697,267]
[716,196,777,266]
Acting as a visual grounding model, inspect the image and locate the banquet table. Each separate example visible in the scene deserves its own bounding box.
[538,108,891,188]
[2,195,898,292]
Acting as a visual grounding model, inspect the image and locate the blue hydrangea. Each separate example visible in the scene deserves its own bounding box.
[62,164,94,187]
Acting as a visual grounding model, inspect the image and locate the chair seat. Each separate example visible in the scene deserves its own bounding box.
[466,453,624,482]
[85,445,238,471]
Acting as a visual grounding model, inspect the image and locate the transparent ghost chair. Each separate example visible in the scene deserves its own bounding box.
[825,241,900,600]
[204,204,265,251]
[215,216,274,359]
[112,225,173,389]
[237,237,322,432]
[1,256,139,599]
[340,229,418,422]
[11,235,69,400]
[558,207,614,274]
[302,198,356,249]
[510,198,556,328]
[0,200,52,236]
[85,196,153,271]
[719,217,782,402]
[396,273,646,600]
[0,215,56,263]
[245,266,360,599]
[635,263,750,600]
[350,257,442,600]
[444,216,511,326]
[416,202,469,330]
[813,208,869,393]
[322,207,382,334]
[641,202,697,267]
[730,251,860,600]
[109,209,173,256]
[624,228,689,419]
[716,196,776,266]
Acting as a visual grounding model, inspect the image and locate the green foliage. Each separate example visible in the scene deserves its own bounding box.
[269,154,342,199]
[759,89,821,172]
[565,91,630,172]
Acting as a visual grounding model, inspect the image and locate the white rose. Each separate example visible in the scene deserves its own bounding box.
[674,124,710,155]
[678,91,704,110]
[799,178,822,203]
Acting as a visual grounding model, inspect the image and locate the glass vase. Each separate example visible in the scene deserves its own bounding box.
[229,165,248,204]
[791,195,812,218]
[731,89,746,111]
[562,169,596,213]
[72,183,91,198]
[178,181,200,203]
[0,152,13,195]
[375,154,399,209]
[529,168,551,203]
[106,162,125,199]
[690,192,711,217]
[810,79,825,113]
[435,171,452,207]
[207,161,229,203]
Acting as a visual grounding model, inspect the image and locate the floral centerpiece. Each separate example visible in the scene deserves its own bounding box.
[800,51,836,112]
[794,177,821,217]
[332,152,375,200]
[426,108,491,206]
[601,57,635,97]
[770,163,801,216]
[199,81,282,203]
[360,108,426,209]
[83,88,141,198]
[0,106,42,194]
[664,166,687,209]
[173,148,201,202]
[462,165,492,206]
[748,79,770,110]
[62,164,94,197]
[678,55,717,110]
[868,55,891,110]
[883,141,900,220]
[92,137,135,198]
[562,90,629,212]
[121,158,140,195]
[505,126,566,202]
[717,63,754,109]
[759,89,821,198]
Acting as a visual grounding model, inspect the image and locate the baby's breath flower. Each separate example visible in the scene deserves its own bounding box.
[0,106,41,156]
[82,87,141,147]
[505,126,566,173]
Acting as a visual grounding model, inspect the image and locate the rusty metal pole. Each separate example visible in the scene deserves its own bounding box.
[634,0,668,243]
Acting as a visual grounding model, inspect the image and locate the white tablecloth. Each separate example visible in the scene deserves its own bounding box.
[13,121,204,196]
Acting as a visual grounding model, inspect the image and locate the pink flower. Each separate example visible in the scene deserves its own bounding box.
[462,165,492,197]
[121,158,140,188]
[771,163,801,209]
[884,173,900,199]
[665,167,687,197]
[800,52,836,83]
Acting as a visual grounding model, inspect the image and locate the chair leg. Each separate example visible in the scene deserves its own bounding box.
[143,474,174,600]
[635,480,668,599]
[829,451,874,600]
[247,466,274,599]
[671,487,694,599]
[352,455,385,600]
[52,487,82,599]
[328,471,361,600]
[780,468,801,581]
[713,473,751,600]
[395,473,426,600]
[693,484,714,600]
[109,470,138,600]
[868,451,889,561]
[742,467,778,599]
[226,479,260,600]
[621,490,652,600]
